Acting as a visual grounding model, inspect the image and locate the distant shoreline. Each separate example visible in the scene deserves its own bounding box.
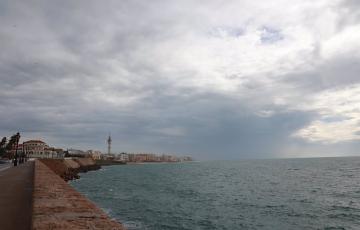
[126,161,193,165]
[95,159,194,166]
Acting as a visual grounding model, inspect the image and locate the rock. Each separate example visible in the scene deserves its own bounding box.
[39,158,101,181]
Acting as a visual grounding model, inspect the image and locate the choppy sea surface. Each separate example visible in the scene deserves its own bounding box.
[70,157,360,230]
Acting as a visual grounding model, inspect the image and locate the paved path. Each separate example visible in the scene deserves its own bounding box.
[0,161,34,230]
[0,162,11,172]
[32,160,124,230]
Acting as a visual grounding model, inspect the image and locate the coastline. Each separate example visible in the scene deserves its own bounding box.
[95,159,127,166]
[32,159,125,229]
[39,158,101,181]
[1,157,195,229]
[126,161,193,165]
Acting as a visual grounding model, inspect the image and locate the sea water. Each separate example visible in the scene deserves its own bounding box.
[70,157,360,229]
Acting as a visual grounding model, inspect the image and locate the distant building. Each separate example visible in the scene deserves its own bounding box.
[101,151,191,163]
[23,140,64,159]
[119,152,129,162]
[23,140,47,158]
[180,156,193,162]
[44,147,64,158]
[87,150,102,160]
[160,154,178,162]
[127,153,135,162]
[101,153,116,160]
[67,148,87,157]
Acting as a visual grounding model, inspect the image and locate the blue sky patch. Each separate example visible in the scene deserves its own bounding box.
[260,26,284,44]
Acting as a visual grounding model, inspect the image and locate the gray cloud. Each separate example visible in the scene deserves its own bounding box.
[1,0,360,159]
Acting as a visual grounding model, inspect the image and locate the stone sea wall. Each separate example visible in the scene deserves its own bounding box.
[40,158,100,181]
[32,160,125,230]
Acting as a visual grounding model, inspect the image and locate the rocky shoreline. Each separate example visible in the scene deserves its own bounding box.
[39,158,101,181]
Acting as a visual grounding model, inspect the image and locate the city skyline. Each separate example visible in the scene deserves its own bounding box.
[1,134,191,158]
[1,0,360,160]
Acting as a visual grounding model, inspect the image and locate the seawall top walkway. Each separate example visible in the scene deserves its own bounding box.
[0,160,125,230]
[0,161,35,230]
[32,160,125,230]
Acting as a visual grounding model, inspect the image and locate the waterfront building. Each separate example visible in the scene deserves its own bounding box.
[66,148,87,157]
[136,154,147,162]
[101,153,116,160]
[180,156,193,162]
[23,140,47,158]
[86,150,102,160]
[119,152,129,162]
[44,147,64,158]
[146,153,156,162]
[23,140,64,158]
[160,154,172,162]
[119,152,191,163]
[127,153,136,162]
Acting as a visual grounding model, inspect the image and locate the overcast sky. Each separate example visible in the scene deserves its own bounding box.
[1,0,360,159]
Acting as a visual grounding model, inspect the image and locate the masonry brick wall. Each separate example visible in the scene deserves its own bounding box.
[32,160,125,230]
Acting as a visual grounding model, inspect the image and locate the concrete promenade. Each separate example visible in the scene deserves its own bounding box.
[0,160,125,230]
[32,160,125,230]
[0,161,35,230]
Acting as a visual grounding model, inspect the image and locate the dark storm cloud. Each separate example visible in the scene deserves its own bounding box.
[281,57,360,93]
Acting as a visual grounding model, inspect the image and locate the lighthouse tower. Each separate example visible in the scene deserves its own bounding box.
[107,134,112,154]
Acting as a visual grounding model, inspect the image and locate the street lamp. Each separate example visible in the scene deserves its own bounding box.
[13,132,20,166]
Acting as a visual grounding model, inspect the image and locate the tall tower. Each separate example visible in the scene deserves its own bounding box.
[107,134,112,154]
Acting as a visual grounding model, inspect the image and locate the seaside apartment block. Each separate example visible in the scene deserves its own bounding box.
[120,153,192,163]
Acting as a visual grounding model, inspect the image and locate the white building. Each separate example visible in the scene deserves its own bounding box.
[119,152,129,162]
[67,148,86,156]
[86,150,102,160]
